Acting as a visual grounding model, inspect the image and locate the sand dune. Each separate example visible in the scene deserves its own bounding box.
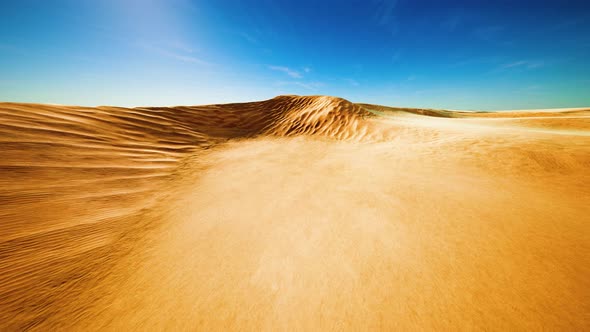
[0,96,589,330]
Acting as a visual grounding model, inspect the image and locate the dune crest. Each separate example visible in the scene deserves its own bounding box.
[0,96,589,330]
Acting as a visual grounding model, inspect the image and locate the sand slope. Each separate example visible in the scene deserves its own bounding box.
[0,96,589,330]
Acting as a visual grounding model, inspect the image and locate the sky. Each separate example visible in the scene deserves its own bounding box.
[1,0,589,110]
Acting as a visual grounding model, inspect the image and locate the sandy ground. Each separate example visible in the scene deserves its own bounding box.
[0,96,589,330]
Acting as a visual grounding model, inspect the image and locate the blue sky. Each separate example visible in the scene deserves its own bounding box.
[1,0,589,110]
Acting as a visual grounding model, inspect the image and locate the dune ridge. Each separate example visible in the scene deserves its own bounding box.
[0,95,589,330]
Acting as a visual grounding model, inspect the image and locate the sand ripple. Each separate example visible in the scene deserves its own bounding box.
[0,96,589,330]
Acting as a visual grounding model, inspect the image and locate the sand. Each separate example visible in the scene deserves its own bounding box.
[0,95,589,330]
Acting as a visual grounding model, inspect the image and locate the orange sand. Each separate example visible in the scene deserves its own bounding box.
[0,96,589,330]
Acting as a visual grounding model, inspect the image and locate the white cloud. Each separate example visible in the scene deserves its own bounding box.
[276,81,324,91]
[374,0,399,26]
[238,32,259,44]
[391,50,402,63]
[441,14,461,32]
[295,81,324,90]
[500,60,545,70]
[344,78,360,87]
[0,43,26,55]
[161,50,210,65]
[140,42,210,65]
[472,26,504,41]
[269,65,303,78]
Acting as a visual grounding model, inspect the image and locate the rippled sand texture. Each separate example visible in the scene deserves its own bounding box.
[1,96,589,330]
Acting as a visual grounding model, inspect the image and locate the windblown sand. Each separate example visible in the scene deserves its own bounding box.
[0,96,589,330]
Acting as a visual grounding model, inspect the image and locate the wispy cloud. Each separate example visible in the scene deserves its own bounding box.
[371,0,400,36]
[161,50,210,65]
[448,55,507,69]
[295,81,324,90]
[513,85,547,97]
[238,32,259,44]
[276,81,324,91]
[141,42,210,65]
[524,85,542,90]
[391,50,402,63]
[373,0,399,26]
[486,59,550,75]
[0,43,26,56]
[344,78,360,87]
[167,40,196,54]
[473,25,504,41]
[499,60,545,70]
[441,13,462,32]
[269,65,302,78]
[550,18,583,31]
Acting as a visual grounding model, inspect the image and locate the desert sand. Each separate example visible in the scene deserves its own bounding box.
[0,95,589,330]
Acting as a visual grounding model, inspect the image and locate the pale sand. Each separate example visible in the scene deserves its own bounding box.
[0,96,589,330]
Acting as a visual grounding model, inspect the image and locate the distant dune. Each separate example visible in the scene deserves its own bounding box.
[0,96,589,330]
